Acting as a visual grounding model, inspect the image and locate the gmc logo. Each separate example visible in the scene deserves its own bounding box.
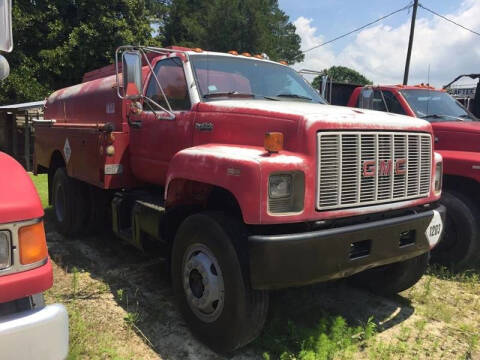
[363,159,406,177]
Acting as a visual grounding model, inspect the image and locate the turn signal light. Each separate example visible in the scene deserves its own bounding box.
[228,50,238,55]
[19,221,48,265]
[264,132,284,153]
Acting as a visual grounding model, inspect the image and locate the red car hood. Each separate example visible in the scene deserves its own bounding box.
[432,121,480,134]
[0,152,43,224]
[198,100,432,132]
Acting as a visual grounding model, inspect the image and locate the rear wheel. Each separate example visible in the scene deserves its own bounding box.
[52,168,88,236]
[171,212,269,353]
[431,191,480,269]
[349,252,429,295]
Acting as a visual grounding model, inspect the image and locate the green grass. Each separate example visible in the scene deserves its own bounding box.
[29,173,48,208]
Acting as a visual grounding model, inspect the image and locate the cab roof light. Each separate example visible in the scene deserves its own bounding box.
[192,48,203,53]
[228,50,239,55]
[264,132,284,153]
[241,52,252,57]
[254,54,263,59]
[279,60,288,65]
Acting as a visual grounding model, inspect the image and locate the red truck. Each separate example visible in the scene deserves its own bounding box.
[0,2,68,358]
[347,84,479,268]
[34,46,445,352]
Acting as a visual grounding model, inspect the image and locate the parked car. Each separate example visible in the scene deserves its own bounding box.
[34,46,445,352]
[0,152,69,359]
[344,84,479,268]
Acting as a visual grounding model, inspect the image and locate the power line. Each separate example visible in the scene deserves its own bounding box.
[419,4,480,37]
[302,3,413,53]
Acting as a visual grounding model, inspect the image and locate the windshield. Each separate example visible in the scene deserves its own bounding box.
[400,89,477,122]
[190,55,326,103]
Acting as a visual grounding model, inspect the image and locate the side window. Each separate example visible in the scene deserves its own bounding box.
[357,89,406,115]
[383,91,406,115]
[145,58,190,111]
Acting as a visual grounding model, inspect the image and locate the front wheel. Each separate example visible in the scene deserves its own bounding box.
[349,252,430,295]
[431,191,480,269]
[171,212,269,353]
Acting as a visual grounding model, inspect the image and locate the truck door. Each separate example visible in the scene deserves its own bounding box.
[128,57,194,186]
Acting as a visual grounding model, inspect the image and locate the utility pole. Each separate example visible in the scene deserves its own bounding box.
[403,0,419,85]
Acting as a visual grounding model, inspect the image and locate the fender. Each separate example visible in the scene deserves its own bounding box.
[437,150,480,183]
[165,144,309,224]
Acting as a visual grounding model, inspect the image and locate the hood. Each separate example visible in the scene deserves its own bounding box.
[198,100,432,132]
[432,121,480,134]
[0,152,43,224]
[432,121,480,152]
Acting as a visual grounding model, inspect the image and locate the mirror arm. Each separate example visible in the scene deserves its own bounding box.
[139,50,174,114]
[143,96,175,120]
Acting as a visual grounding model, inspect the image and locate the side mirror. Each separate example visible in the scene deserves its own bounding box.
[0,55,10,81]
[0,0,13,53]
[122,50,143,99]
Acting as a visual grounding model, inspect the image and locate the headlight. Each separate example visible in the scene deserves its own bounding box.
[269,174,292,199]
[434,161,443,194]
[268,172,305,214]
[0,231,11,270]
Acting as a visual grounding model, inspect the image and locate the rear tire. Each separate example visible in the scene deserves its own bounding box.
[51,168,88,236]
[171,212,269,353]
[431,191,480,269]
[349,252,429,295]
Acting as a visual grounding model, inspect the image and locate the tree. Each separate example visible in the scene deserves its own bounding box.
[0,0,160,104]
[311,66,372,90]
[162,0,303,64]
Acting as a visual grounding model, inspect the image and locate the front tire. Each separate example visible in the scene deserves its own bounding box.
[171,212,269,353]
[349,252,430,295]
[431,191,480,269]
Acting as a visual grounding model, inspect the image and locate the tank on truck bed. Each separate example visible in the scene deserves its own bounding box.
[345,83,480,268]
[35,45,445,353]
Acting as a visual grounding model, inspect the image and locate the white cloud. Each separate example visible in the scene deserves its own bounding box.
[294,0,480,87]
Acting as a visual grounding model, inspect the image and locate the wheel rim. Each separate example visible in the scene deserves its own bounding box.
[55,183,66,223]
[182,243,225,323]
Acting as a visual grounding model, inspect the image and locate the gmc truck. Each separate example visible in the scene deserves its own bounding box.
[347,84,479,268]
[0,2,68,358]
[34,46,445,352]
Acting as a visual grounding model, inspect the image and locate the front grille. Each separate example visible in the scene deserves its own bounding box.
[317,132,432,210]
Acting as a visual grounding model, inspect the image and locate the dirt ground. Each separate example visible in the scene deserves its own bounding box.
[44,217,480,360]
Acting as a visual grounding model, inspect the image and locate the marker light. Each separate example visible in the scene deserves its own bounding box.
[19,221,48,265]
[254,54,263,59]
[228,50,238,55]
[192,48,203,53]
[241,52,252,57]
[279,60,288,65]
[264,132,284,153]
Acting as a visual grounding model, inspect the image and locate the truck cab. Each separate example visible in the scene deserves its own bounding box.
[0,152,69,359]
[348,84,480,268]
[34,46,445,352]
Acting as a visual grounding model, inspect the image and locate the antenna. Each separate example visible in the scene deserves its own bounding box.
[426,64,431,116]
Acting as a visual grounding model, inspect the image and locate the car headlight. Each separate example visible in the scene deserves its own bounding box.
[0,231,11,270]
[268,172,304,214]
[269,174,292,199]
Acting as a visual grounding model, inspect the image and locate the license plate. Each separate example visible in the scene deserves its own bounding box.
[425,210,443,248]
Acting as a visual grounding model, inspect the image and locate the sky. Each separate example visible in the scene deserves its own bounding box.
[278,0,480,88]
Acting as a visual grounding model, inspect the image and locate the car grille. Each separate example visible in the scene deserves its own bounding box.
[317,131,432,210]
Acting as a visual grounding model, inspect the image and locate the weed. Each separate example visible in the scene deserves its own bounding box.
[71,266,79,299]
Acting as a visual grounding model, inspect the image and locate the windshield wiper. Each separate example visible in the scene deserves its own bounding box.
[275,93,312,101]
[203,91,255,99]
[420,114,464,121]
